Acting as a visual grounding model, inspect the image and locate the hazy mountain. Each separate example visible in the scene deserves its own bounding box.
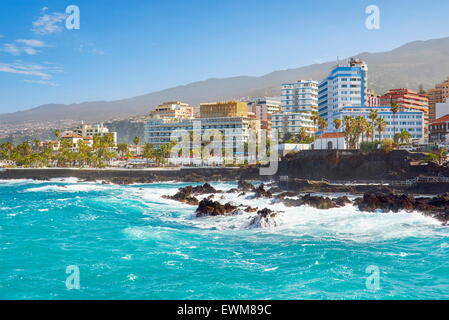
[2,36,449,125]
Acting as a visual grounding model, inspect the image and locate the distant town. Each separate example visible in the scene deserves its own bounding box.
[1,57,449,168]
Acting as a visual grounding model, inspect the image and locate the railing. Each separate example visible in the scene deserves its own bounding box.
[319,176,449,187]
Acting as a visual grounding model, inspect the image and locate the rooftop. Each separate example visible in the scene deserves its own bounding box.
[430,114,449,124]
[317,132,345,139]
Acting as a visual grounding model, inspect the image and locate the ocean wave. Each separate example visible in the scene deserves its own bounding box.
[22,184,110,193]
[174,190,447,242]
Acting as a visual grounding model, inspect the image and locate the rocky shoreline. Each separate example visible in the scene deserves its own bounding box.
[163,181,449,226]
[2,150,449,196]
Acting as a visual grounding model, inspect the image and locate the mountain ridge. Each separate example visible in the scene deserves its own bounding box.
[2,36,449,125]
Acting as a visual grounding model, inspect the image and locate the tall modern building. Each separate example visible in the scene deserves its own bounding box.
[318,58,369,127]
[271,80,318,140]
[281,80,318,113]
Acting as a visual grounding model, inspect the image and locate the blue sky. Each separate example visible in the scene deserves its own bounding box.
[0,0,449,114]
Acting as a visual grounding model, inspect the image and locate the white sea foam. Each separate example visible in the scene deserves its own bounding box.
[23,184,109,193]
[0,179,41,185]
[163,186,448,243]
[49,177,81,183]
[122,225,178,240]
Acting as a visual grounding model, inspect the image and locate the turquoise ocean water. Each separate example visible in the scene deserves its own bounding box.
[1,178,449,299]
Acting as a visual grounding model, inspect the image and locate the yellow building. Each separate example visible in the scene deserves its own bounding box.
[150,101,194,120]
[200,101,248,118]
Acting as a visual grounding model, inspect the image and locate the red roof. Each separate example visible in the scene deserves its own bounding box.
[317,132,345,139]
[431,114,449,124]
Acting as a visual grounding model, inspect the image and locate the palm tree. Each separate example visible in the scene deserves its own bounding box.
[368,109,378,141]
[375,118,387,142]
[333,118,342,149]
[143,143,154,162]
[400,129,412,145]
[133,136,140,146]
[54,130,61,139]
[355,116,368,146]
[343,116,354,149]
[117,143,130,157]
[32,139,41,151]
[369,109,378,124]
[0,142,14,160]
[296,127,308,143]
[366,123,374,142]
[391,101,399,137]
[438,147,447,165]
[318,117,328,132]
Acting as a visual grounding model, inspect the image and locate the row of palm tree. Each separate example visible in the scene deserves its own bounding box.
[339,107,412,150]
[0,133,175,168]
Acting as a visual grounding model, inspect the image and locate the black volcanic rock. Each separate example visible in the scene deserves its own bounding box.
[248,208,279,228]
[163,183,220,205]
[195,199,237,217]
[279,194,352,209]
[253,184,272,198]
[238,180,255,191]
[354,193,449,225]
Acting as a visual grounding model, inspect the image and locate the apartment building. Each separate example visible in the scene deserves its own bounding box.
[379,88,429,116]
[200,101,248,118]
[145,99,260,157]
[271,112,316,138]
[60,133,94,152]
[271,80,318,140]
[247,97,281,132]
[335,106,426,143]
[318,58,369,126]
[150,101,194,120]
[427,77,449,120]
[72,122,117,144]
[429,114,449,144]
[281,80,318,113]
[144,116,260,151]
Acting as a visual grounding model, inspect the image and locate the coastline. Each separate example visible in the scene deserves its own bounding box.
[2,149,449,196]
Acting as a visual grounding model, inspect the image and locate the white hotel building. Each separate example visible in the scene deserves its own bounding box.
[271,80,318,138]
[318,58,369,128]
[336,106,426,143]
[144,116,260,151]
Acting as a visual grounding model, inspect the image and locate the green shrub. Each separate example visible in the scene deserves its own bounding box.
[381,139,394,153]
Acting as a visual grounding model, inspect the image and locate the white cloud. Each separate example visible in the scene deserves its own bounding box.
[23,79,56,86]
[23,47,37,55]
[32,9,66,35]
[1,39,46,56]
[0,62,62,80]
[1,43,21,55]
[16,39,45,47]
